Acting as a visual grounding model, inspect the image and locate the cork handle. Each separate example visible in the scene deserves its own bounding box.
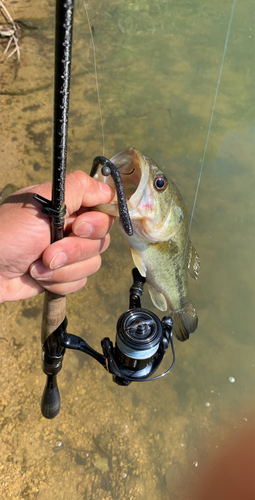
[41,290,66,344]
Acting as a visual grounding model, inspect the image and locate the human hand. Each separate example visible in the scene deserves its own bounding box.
[0,171,114,303]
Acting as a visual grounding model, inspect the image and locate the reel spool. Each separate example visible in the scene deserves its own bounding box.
[116,309,163,375]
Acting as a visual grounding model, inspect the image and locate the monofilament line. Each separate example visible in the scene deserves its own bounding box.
[178,0,237,291]
[83,1,105,156]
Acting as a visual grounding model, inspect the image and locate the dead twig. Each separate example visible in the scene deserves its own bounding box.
[0,1,21,62]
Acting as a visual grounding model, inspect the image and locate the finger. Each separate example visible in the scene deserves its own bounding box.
[30,255,102,283]
[72,211,114,238]
[40,233,110,270]
[26,170,114,216]
[66,170,114,212]
[40,277,88,295]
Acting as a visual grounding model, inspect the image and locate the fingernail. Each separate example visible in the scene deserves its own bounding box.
[99,182,112,195]
[74,221,93,237]
[31,261,53,280]
[50,251,67,269]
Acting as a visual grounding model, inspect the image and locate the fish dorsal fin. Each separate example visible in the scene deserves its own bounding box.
[188,242,200,280]
[148,284,168,311]
[131,249,147,277]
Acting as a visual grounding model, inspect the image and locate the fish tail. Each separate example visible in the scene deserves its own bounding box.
[172,301,198,342]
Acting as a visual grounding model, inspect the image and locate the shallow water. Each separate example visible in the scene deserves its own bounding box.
[0,0,254,499]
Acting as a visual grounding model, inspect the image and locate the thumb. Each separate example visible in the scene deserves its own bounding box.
[25,170,114,217]
[64,170,114,215]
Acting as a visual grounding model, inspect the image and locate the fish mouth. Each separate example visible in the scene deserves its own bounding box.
[94,148,149,215]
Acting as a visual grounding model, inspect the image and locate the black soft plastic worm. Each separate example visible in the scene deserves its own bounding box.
[90,156,133,236]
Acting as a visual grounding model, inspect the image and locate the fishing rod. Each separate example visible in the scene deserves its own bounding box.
[33,0,74,419]
[33,0,175,420]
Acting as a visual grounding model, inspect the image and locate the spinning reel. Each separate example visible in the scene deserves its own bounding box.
[41,267,175,418]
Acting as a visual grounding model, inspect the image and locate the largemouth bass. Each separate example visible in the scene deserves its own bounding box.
[92,148,200,341]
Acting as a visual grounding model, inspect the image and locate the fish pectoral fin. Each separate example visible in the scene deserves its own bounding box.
[188,242,200,279]
[131,249,147,277]
[173,300,198,341]
[148,284,168,311]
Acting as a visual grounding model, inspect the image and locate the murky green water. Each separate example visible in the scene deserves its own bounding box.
[0,0,254,499]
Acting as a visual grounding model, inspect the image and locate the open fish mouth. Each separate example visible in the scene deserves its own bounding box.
[94,148,149,214]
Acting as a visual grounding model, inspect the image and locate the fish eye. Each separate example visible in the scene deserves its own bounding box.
[154,175,168,191]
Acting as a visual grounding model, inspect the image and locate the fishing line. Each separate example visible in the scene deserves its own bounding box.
[178,0,237,293]
[83,1,105,155]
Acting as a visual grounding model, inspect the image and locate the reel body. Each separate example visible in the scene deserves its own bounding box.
[102,307,172,385]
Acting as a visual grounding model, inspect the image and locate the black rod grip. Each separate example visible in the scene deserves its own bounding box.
[41,375,60,419]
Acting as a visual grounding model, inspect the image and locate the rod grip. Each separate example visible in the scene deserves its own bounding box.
[41,290,66,344]
[41,375,60,419]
